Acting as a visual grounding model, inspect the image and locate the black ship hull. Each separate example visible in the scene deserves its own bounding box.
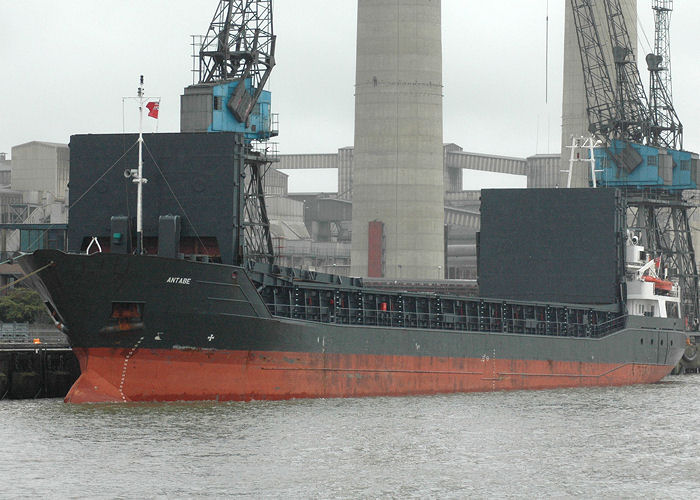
[17,250,687,403]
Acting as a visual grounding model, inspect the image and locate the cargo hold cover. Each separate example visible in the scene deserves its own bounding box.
[478,188,622,305]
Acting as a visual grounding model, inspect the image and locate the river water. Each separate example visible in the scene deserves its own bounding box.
[2,376,699,499]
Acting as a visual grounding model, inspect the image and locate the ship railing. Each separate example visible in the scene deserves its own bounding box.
[590,315,627,338]
[265,303,627,339]
[249,141,278,162]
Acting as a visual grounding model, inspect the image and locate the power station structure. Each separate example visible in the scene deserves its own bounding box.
[350,0,445,280]
[8,0,700,301]
[276,0,700,296]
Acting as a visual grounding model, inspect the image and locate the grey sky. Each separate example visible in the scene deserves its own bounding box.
[2,1,699,177]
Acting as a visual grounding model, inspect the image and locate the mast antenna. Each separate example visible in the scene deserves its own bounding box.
[135,75,149,255]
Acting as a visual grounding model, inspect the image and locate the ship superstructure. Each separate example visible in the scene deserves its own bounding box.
[624,231,681,320]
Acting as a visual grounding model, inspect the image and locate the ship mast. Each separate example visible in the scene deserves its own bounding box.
[134,75,148,255]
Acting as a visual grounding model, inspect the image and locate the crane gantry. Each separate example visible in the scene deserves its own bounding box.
[569,0,699,329]
[186,0,278,265]
[648,0,683,150]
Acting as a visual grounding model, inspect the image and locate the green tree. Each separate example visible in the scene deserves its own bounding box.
[0,288,48,323]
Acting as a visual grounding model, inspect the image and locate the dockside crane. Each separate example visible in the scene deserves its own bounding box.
[648,0,683,150]
[198,0,276,128]
[185,0,277,265]
[569,0,700,328]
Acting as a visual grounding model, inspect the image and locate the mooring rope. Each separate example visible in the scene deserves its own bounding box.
[0,260,55,294]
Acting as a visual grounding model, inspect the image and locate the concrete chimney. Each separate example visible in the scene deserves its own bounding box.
[351,0,445,279]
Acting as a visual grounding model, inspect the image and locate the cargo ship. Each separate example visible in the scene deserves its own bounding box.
[14,132,689,403]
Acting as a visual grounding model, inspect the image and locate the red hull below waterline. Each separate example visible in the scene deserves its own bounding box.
[66,347,676,403]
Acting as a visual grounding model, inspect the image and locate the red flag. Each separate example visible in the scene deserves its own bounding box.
[146,101,159,119]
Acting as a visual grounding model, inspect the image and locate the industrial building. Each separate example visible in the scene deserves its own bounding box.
[0,152,22,249]
[10,142,69,201]
[274,146,562,278]
[0,153,21,227]
[0,153,10,188]
[0,143,69,261]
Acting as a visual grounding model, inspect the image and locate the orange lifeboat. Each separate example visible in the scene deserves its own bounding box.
[642,275,673,293]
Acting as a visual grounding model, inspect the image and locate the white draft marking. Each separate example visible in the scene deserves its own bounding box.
[119,336,144,402]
